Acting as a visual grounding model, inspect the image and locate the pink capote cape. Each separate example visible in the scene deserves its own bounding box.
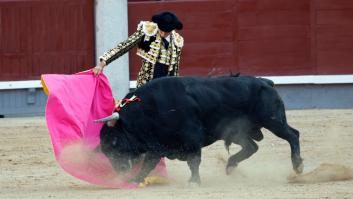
[41,70,167,189]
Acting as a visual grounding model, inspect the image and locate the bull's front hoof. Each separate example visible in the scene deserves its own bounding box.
[226,165,236,175]
[188,181,201,187]
[188,176,201,186]
[295,162,304,174]
[129,176,144,184]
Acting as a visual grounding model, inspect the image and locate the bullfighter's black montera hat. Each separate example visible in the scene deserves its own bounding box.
[152,11,183,32]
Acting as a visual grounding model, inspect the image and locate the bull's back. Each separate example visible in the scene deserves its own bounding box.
[131,76,268,128]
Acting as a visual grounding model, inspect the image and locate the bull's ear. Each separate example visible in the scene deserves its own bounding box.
[94,144,102,153]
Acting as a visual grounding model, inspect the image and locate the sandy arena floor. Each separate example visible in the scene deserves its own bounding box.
[1,109,353,199]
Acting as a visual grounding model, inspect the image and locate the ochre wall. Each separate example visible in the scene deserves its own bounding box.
[1,0,353,81]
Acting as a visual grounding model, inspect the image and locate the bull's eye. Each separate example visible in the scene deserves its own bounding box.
[112,137,117,146]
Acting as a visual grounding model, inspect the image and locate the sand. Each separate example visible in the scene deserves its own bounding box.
[1,109,353,199]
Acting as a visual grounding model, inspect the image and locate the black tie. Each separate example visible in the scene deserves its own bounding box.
[162,38,169,49]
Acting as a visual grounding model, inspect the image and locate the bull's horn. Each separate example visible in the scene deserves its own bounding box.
[94,112,120,123]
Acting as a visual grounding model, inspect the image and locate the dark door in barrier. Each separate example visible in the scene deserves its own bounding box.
[0,0,95,81]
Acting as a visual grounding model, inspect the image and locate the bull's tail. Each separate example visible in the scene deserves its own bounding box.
[224,140,231,155]
[258,77,274,87]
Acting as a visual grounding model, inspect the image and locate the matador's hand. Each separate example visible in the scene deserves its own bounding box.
[93,60,106,76]
[115,99,122,108]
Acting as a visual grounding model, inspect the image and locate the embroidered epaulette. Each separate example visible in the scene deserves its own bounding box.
[172,31,184,48]
[137,21,158,36]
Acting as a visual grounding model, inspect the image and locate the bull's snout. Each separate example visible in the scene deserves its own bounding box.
[112,159,132,173]
[118,164,130,172]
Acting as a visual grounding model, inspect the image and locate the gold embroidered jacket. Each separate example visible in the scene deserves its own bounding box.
[99,21,184,88]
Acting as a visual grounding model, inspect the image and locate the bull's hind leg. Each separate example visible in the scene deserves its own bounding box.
[226,138,258,175]
[265,122,303,174]
[257,86,303,174]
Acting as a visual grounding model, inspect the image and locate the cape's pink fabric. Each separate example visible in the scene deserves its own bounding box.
[42,70,167,189]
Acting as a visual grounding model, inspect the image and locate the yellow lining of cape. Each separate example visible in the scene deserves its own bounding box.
[40,75,49,96]
[139,176,169,188]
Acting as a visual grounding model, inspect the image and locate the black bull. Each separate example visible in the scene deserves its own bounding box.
[98,75,304,184]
